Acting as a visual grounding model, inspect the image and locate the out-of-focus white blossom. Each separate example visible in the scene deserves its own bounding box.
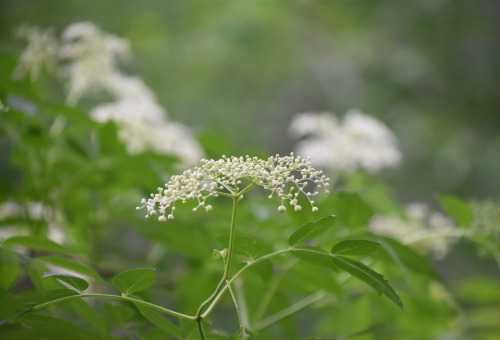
[59,21,131,105]
[138,153,330,221]
[290,109,402,173]
[369,202,459,259]
[89,74,203,163]
[0,201,65,244]
[14,22,204,164]
[0,100,8,112]
[13,26,59,81]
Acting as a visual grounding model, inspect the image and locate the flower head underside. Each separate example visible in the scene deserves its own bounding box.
[138,153,330,221]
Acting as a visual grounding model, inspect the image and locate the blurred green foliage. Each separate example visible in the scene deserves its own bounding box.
[0,1,499,340]
[1,0,499,199]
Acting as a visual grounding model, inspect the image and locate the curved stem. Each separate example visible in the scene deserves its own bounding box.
[252,258,298,325]
[196,277,226,318]
[255,290,327,331]
[226,279,244,330]
[201,249,291,319]
[5,293,195,324]
[234,278,249,331]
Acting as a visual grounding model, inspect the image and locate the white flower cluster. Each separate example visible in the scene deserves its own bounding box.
[59,22,131,105]
[14,22,203,165]
[13,26,59,81]
[369,202,458,259]
[138,153,330,221]
[290,109,402,173]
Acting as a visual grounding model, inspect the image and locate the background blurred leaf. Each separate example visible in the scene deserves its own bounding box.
[3,236,76,254]
[217,233,271,259]
[248,259,273,281]
[437,194,474,228]
[288,215,336,246]
[37,256,103,281]
[135,302,183,339]
[332,193,374,229]
[0,249,19,289]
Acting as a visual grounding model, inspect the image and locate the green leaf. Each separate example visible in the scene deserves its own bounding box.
[0,249,20,289]
[331,240,381,257]
[112,268,156,296]
[135,303,183,338]
[3,235,75,254]
[437,194,474,228]
[16,314,102,340]
[37,256,103,281]
[333,192,374,229]
[379,237,437,279]
[70,299,108,337]
[226,328,243,340]
[42,273,89,293]
[291,246,337,271]
[248,259,273,281]
[288,215,336,246]
[331,256,403,310]
[102,302,136,326]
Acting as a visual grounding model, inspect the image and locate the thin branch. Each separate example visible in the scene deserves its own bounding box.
[255,290,327,331]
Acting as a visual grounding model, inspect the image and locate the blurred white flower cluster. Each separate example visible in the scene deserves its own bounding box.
[0,99,8,111]
[369,202,459,259]
[138,153,330,221]
[13,26,59,81]
[289,109,402,174]
[58,21,131,105]
[15,22,203,164]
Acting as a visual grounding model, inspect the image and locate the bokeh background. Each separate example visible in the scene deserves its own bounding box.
[1,0,499,202]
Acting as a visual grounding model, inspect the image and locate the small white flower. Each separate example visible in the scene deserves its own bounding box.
[138,153,330,221]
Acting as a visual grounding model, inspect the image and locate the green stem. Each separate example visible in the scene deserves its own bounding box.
[255,290,327,331]
[226,279,244,331]
[5,293,195,324]
[195,192,240,338]
[201,249,291,319]
[196,277,226,318]
[238,182,257,196]
[252,258,298,325]
[215,178,235,195]
[224,195,239,280]
[234,278,249,330]
[201,247,343,319]
[196,318,206,340]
